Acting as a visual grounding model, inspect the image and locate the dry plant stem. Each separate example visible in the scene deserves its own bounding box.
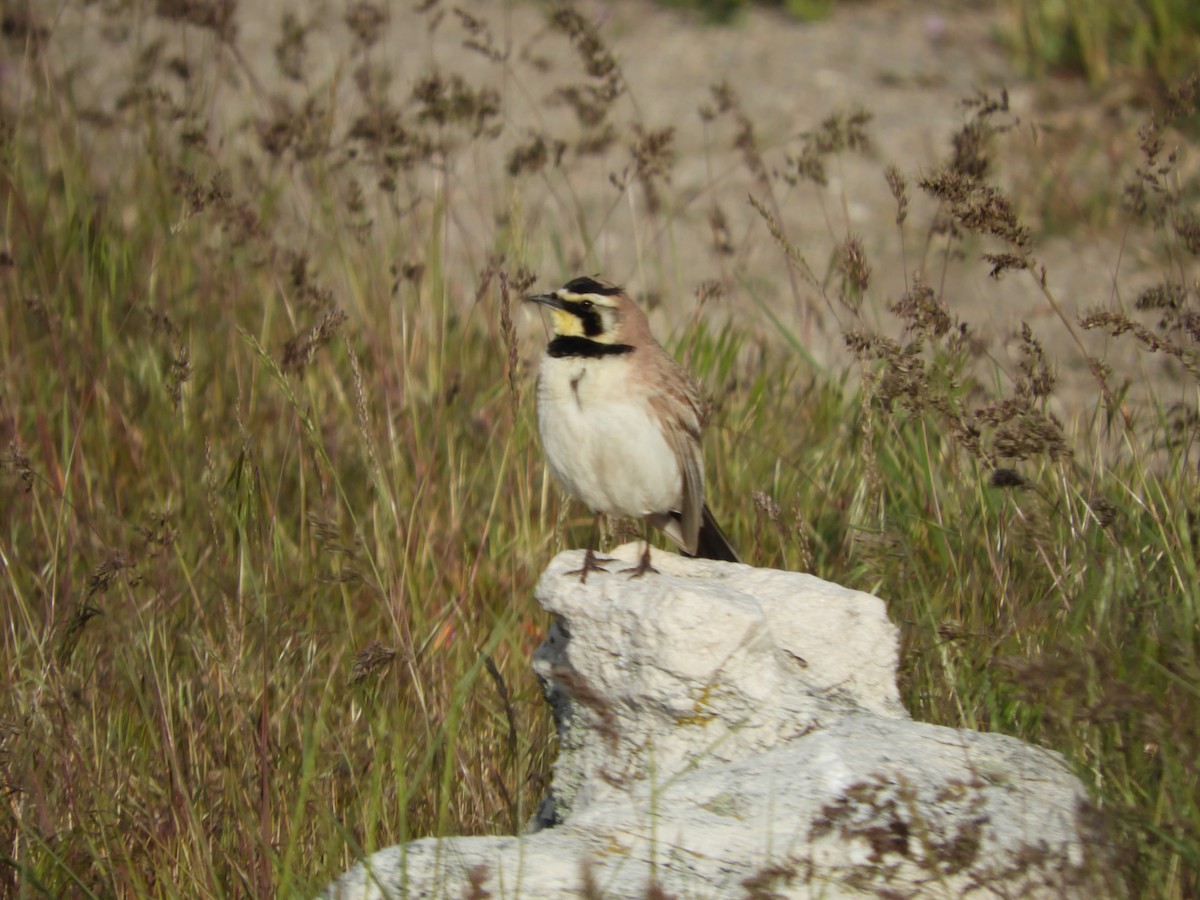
[767,197,812,337]
[716,83,811,333]
[748,194,839,334]
[1026,267,1127,425]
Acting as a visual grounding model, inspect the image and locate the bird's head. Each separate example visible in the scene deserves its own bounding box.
[524,276,645,345]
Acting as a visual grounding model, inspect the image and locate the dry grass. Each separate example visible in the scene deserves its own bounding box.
[0,2,1198,897]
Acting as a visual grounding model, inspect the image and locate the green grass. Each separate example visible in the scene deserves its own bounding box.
[1004,0,1200,93]
[1,2,1198,897]
[658,0,1200,97]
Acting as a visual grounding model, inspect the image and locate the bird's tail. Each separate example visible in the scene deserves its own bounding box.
[689,504,740,563]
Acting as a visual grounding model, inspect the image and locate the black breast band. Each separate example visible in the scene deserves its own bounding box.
[547,336,635,358]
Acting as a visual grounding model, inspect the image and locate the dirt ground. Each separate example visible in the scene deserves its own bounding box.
[12,0,1192,418]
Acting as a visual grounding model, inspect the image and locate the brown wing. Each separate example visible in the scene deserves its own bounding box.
[648,356,706,554]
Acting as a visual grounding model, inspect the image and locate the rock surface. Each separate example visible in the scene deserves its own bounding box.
[324,546,1113,899]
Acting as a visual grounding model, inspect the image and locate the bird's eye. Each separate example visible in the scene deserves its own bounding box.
[579,299,594,311]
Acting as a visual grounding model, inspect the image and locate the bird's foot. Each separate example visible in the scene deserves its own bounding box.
[621,544,659,579]
[567,548,615,583]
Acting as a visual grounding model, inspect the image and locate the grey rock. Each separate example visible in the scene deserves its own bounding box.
[324,546,1114,899]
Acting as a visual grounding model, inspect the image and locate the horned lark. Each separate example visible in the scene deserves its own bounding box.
[526,276,739,580]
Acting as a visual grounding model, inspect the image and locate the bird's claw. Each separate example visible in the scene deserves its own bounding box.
[567,548,615,583]
[620,545,658,579]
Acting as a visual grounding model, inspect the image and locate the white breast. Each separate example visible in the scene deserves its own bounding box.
[537,354,683,518]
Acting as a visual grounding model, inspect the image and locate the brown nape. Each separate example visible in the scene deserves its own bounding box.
[608,292,655,345]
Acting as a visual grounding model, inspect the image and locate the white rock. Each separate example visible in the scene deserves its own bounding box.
[324,546,1114,899]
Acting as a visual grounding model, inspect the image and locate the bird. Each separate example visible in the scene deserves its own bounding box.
[525,275,739,581]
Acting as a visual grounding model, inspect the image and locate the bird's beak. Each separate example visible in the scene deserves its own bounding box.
[524,292,567,311]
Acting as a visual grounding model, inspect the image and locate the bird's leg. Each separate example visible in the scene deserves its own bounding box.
[621,522,660,579]
[566,513,614,583]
